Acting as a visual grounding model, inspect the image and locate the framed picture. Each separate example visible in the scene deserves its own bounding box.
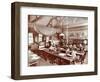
[11,2,98,80]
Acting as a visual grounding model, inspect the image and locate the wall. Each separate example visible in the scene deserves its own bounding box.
[63,26,88,39]
[0,0,100,82]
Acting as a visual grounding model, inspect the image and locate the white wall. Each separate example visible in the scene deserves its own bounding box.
[0,0,100,82]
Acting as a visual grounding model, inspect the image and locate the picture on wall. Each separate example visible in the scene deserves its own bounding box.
[11,2,97,80]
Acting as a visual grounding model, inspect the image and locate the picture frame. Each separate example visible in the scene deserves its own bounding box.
[11,2,98,80]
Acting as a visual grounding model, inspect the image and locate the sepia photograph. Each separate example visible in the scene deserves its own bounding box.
[28,15,88,67]
[11,2,97,79]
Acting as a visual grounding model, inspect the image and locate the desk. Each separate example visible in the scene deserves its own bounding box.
[34,49,71,65]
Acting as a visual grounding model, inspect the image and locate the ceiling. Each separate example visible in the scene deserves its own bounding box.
[28,15,88,28]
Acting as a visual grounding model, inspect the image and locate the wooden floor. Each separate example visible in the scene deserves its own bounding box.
[36,58,57,66]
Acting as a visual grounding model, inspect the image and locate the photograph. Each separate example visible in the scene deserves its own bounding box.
[11,2,97,79]
[28,15,88,67]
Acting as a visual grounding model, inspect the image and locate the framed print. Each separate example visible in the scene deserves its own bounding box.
[11,2,98,80]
